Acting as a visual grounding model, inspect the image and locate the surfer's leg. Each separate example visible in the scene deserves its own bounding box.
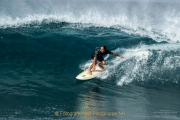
[98,60,106,70]
[88,58,99,75]
[89,59,99,69]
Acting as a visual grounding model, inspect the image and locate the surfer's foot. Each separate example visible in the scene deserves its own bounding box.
[87,69,92,75]
[98,64,104,70]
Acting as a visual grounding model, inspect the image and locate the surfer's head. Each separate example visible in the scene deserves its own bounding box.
[101,45,106,53]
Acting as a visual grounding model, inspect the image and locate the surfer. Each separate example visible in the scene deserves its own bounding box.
[88,45,124,75]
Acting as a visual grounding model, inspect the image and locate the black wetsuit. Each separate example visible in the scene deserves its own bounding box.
[91,49,113,62]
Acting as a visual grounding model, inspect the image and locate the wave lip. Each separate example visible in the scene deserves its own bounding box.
[0,13,180,43]
[1,0,180,43]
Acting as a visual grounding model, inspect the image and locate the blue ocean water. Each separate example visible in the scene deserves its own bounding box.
[0,0,180,120]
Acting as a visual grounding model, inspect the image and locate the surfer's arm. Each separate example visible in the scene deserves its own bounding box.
[93,57,97,66]
[112,52,124,58]
[93,51,99,66]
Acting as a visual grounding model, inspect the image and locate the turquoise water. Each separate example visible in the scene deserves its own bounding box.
[0,0,180,119]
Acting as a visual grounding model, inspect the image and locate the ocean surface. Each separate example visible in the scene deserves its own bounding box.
[0,0,180,120]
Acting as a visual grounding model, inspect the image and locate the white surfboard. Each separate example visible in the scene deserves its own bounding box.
[76,65,108,80]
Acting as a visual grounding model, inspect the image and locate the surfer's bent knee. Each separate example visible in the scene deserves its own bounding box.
[101,60,106,65]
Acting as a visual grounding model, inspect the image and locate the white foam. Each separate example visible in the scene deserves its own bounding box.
[0,1,180,43]
[117,76,133,86]
[79,43,180,86]
[79,60,93,71]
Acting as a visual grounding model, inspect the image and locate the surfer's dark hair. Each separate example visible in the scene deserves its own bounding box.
[101,45,106,50]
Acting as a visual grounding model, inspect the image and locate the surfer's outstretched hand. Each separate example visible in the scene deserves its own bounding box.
[120,56,124,58]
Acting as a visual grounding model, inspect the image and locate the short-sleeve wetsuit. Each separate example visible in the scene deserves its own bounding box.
[91,49,113,62]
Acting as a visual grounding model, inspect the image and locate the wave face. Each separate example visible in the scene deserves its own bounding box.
[1,22,180,87]
[0,0,180,119]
